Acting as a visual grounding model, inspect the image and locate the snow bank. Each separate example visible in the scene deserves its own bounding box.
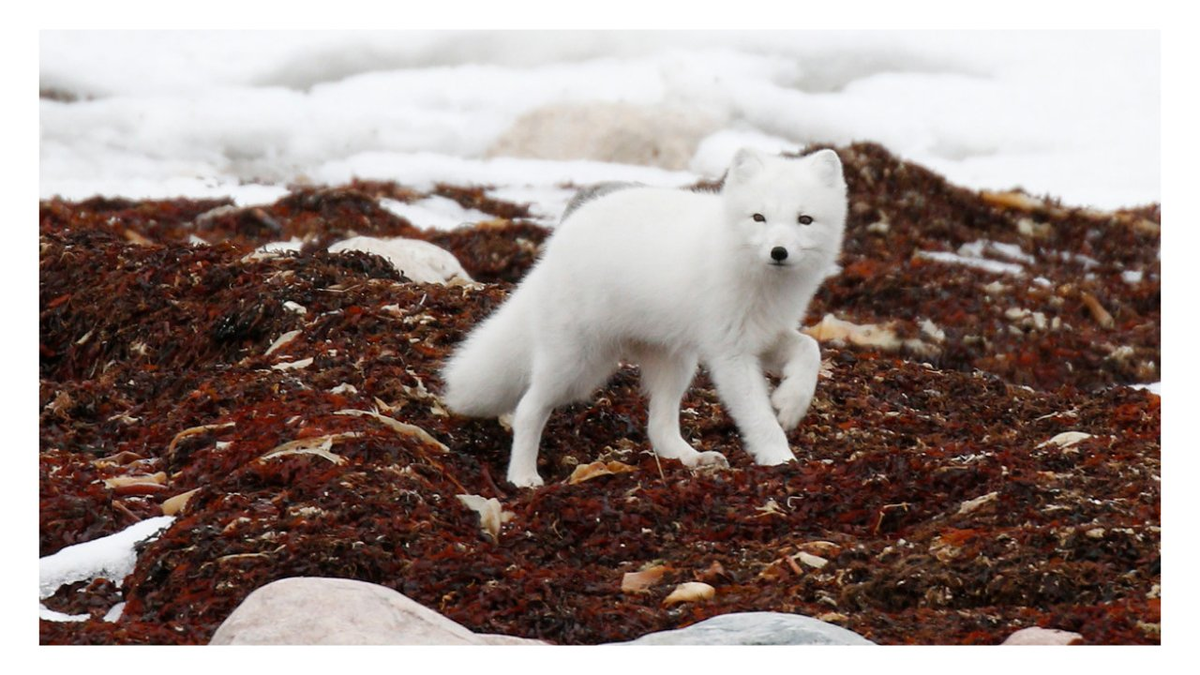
[40,30,1159,211]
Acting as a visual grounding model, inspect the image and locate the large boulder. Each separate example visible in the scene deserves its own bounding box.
[209,577,544,645]
[486,101,721,170]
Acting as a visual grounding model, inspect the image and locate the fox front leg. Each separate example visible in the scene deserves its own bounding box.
[705,353,795,465]
[764,330,821,431]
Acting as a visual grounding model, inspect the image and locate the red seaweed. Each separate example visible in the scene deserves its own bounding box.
[39,143,1159,645]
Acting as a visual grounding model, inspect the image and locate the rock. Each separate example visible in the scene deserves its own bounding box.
[619,611,874,645]
[1001,627,1083,645]
[486,101,721,170]
[327,236,472,285]
[796,551,829,569]
[208,577,545,645]
[661,581,716,606]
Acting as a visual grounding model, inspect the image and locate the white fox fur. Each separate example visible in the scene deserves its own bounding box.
[442,148,848,487]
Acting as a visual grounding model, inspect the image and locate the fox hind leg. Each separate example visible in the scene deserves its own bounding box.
[639,349,728,469]
[508,386,553,488]
[508,342,618,488]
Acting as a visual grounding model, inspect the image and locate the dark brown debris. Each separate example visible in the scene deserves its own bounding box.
[39,143,1159,645]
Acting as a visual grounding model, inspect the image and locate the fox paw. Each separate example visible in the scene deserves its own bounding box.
[752,444,796,466]
[688,450,730,469]
[771,380,814,431]
[507,470,545,489]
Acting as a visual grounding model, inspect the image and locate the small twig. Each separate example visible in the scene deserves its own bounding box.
[111,500,141,526]
[167,422,236,461]
[481,462,508,500]
[1080,292,1115,329]
[872,502,911,535]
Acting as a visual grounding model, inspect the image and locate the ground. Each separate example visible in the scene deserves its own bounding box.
[39,144,1160,645]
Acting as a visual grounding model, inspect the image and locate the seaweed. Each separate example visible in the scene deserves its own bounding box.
[39,143,1159,645]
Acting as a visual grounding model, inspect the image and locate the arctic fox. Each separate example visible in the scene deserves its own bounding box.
[442,148,847,487]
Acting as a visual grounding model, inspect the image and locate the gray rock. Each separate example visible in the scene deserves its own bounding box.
[209,577,545,645]
[619,612,874,646]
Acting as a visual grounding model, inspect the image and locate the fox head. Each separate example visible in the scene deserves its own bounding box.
[721,148,847,276]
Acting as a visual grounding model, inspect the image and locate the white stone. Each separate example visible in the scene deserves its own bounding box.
[1001,626,1083,645]
[796,551,829,569]
[209,577,545,645]
[328,236,472,285]
[662,581,716,605]
[620,611,874,645]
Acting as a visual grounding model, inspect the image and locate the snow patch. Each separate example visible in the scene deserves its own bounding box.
[40,516,175,599]
[40,31,1159,211]
[379,196,493,231]
[916,250,1026,276]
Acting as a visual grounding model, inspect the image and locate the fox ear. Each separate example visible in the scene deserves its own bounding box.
[728,148,766,184]
[807,149,845,188]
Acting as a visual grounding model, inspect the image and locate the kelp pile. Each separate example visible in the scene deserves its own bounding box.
[40,144,1159,644]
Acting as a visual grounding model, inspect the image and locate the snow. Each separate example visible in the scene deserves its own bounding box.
[39,606,90,623]
[39,30,1160,216]
[39,516,174,619]
[1132,382,1162,395]
[916,242,1029,276]
[380,196,494,231]
[40,516,174,599]
[967,241,1036,266]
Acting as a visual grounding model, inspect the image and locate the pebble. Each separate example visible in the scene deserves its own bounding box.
[662,581,715,605]
[796,551,829,569]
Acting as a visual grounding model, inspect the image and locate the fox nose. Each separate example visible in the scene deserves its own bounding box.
[770,246,789,262]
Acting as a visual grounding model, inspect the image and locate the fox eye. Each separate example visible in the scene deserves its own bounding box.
[752,213,766,222]
[797,215,814,225]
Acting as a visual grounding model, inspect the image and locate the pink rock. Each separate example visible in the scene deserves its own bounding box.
[209,577,545,645]
[1001,627,1083,645]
